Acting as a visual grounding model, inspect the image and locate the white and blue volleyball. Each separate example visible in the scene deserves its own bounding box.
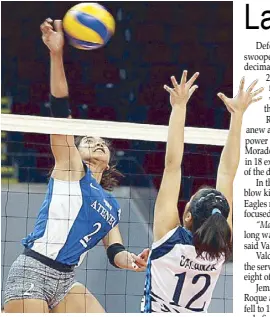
[63,3,115,50]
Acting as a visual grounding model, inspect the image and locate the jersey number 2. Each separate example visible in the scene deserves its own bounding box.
[172,272,211,312]
[80,222,102,248]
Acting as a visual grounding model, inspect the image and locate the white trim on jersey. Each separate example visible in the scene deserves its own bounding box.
[32,179,83,259]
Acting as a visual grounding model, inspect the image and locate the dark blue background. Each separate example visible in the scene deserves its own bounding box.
[1,1,233,209]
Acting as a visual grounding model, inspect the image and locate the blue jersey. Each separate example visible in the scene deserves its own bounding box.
[22,166,121,266]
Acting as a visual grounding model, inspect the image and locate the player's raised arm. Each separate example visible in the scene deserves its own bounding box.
[40,18,84,180]
[216,77,264,231]
[153,70,199,241]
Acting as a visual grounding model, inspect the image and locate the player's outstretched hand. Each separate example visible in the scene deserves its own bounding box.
[164,70,199,108]
[129,250,149,272]
[217,77,264,114]
[114,250,148,272]
[40,18,64,54]
[132,248,150,271]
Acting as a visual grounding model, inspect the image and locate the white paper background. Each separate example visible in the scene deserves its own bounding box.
[233,0,270,316]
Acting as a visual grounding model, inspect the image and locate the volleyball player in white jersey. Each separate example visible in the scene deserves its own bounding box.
[4,19,149,313]
[142,71,264,313]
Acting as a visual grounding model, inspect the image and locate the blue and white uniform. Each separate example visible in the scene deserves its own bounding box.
[22,165,121,266]
[142,227,224,313]
[5,165,122,308]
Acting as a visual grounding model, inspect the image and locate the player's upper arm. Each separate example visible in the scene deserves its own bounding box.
[153,167,181,242]
[50,134,84,180]
[216,172,233,232]
[102,225,123,249]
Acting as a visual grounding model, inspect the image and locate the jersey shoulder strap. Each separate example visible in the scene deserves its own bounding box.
[151,226,193,260]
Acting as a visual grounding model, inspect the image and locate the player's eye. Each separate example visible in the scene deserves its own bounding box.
[86,138,94,144]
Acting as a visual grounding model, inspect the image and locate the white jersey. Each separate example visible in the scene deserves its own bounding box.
[142,226,225,313]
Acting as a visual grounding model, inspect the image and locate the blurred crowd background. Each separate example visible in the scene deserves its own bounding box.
[2,1,232,188]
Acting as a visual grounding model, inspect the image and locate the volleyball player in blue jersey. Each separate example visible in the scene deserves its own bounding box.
[141,72,263,313]
[4,19,149,313]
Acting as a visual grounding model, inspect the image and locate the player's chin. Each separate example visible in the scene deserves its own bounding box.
[91,153,110,167]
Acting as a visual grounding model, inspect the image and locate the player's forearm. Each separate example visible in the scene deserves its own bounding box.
[50,52,68,98]
[218,112,243,178]
[165,106,186,169]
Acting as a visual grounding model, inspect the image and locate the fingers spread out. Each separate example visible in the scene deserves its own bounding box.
[251,86,264,97]
[186,72,199,88]
[180,70,187,85]
[189,85,198,96]
[164,71,199,96]
[247,79,258,93]
[239,76,245,92]
[249,96,263,105]
[217,92,226,101]
[217,92,234,113]
[170,76,178,89]
[164,85,176,96]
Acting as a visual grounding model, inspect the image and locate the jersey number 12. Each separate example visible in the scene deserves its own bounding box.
[173,272,211,312]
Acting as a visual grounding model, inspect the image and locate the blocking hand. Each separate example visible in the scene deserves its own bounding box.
[164,70,199,108]
[218,77,264,114]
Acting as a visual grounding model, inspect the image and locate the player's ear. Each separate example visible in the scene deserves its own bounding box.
[184,212,193,229]
[106,164,110,171]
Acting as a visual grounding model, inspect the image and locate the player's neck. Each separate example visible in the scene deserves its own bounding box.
[86,161,104,184]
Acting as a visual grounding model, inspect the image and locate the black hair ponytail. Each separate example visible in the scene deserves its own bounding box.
[193,212,232,261]
[189,187,232,261]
